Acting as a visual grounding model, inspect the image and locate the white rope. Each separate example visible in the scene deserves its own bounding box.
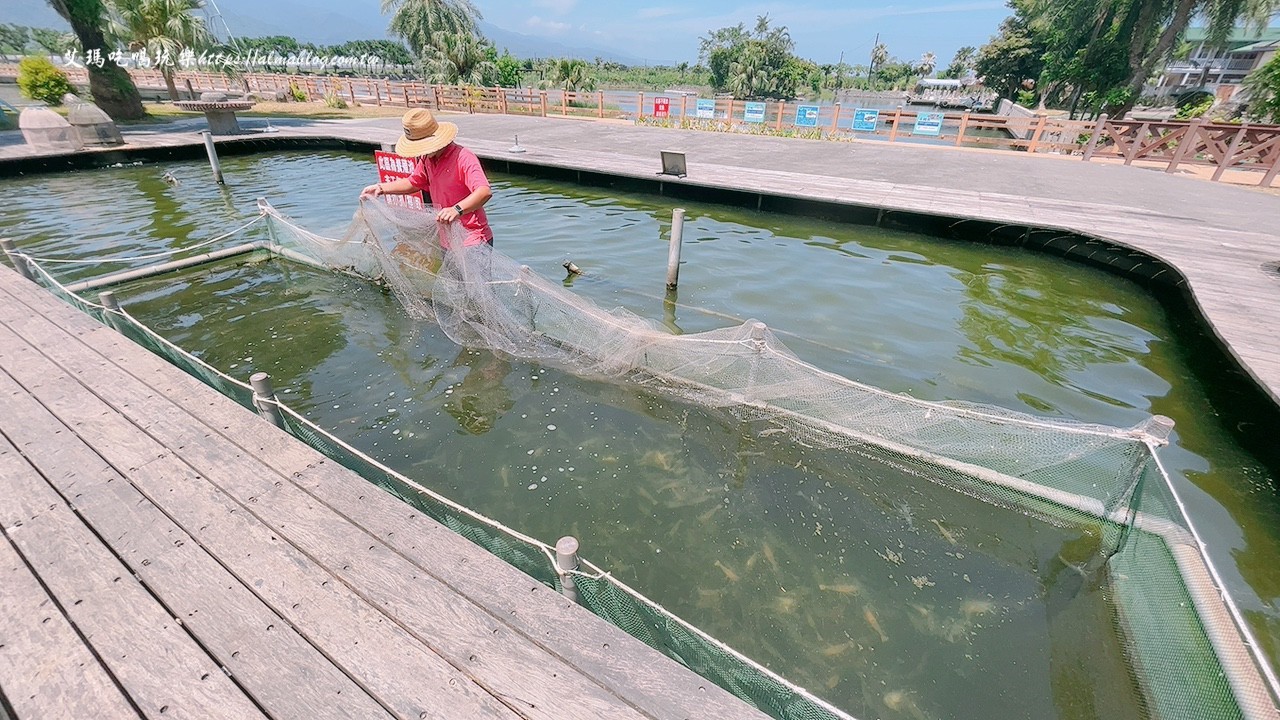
[20,214,265,265]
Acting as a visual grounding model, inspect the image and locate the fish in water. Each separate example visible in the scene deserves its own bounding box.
[714,560,740,582]
[818,582,860,595]
[762,541,780,572]
[864,606,888,642]
[930,518,959,546]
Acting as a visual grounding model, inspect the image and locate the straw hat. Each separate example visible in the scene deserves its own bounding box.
[395,108,458,157]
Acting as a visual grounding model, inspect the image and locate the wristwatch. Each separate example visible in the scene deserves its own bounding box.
[454,203,464,215]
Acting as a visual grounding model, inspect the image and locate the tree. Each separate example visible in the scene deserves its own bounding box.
[918,51,937,76]
[382,0,481,57]
[0,24,32,54]
[46,0,145,120]
[420,30,495,85]
[700,14,802,98]
[1243,52,1280,123]
[32,27,77,54]
[547,57,596,92]
[975,6,1047,101]
[106,0,213,100]
[491,48,522,87]
[942,46,976,78]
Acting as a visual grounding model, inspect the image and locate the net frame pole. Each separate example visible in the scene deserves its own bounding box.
[249,371,286,429]
[201,130,225,185]
[665,208,685,291]
[555,536,581,604]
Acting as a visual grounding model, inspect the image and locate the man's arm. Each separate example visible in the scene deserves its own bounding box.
[360,177,420,199]
[436,185,492,223]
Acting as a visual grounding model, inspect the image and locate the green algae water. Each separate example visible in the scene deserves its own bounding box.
[3,151,1278,720]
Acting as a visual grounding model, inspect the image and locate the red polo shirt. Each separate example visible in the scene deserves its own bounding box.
[407,142,494,248]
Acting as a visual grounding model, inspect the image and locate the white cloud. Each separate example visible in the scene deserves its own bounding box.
[526,15,572,34]
[532,0,578,15]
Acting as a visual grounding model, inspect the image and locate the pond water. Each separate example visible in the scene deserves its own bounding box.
[2,151,1277,720]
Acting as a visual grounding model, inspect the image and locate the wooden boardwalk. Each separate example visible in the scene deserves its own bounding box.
[0,264,770,720]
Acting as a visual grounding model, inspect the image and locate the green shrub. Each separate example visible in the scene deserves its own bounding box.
[323,91,347,109]
[1175,95,1214,120]
[289,82,307,102]
[17,56,75,105]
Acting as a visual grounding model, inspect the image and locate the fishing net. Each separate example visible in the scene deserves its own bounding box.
[251,197,1279,720]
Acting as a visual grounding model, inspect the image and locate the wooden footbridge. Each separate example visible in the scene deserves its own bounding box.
[0,264,769,720]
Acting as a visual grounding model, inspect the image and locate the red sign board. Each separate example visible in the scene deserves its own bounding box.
[654,96,670,118]
[374,150,426,210]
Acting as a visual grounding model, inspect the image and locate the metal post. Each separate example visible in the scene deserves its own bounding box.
[1082,113,1109,161]
[665,208,685,291]
[250,372,285,429]
[0,239,35,282]
[555,536,580,604]
[201,130,224,185]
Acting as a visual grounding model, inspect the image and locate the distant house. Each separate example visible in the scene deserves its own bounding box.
[1154,25,1280,101]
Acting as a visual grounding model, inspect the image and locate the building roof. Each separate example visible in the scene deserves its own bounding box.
[1182,25,1280,50]
[1233,38,1280,53]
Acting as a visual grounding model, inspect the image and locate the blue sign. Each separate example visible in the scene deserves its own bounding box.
[852,108,880,132]
[795,105,820,127]
[696,99,716,119]
[913,111,945,137]
[743,101,766,123]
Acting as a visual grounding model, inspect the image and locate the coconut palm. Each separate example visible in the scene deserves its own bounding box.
[917,51,936,77]
[46,0,145,119]
[728,44,774,98]
[106,0,213,100]
[870,42,889,70]
[421,29,495,85]
[382,0,481,56]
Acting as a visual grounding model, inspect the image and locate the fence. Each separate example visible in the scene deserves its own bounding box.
[2,64,1277,186]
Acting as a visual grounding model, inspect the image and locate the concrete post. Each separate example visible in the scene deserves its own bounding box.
[555,536,580,604]
[201,131,224,184]
[665,208,686,291]
[250,372,286,429]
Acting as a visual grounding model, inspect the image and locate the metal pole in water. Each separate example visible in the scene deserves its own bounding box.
[0,239,35,282]
[201,130,225,184]
[665,208,685,291]
[555,536,580,604]
[250,371,285,429]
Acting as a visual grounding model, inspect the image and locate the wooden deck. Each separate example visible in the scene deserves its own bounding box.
[0,264,771,720]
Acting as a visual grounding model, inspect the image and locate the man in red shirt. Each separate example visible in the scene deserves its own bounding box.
[360,108,494,248]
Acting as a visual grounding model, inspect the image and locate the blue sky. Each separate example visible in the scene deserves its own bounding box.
[6,0,1014,67]
[473,0,1013,66]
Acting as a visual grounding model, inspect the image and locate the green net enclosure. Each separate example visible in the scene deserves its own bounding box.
[16,196,1279,720]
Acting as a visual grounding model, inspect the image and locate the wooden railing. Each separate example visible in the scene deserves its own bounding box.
[3,63,1276,186]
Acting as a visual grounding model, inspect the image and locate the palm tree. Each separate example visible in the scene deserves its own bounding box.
[548,58,595,92]
[47,0,145,119]
[917,52,937,77]
[382,0,481,56]
[421,30,495,85]
[106,0,213,101]
[728,44,773,98]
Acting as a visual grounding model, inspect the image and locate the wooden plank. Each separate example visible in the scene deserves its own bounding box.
[0,494,140,720]
[0,369,395,720]
[0,287,700,720]
[0,385,267,720]
[0,319,520,720]
[0,276,774,720]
